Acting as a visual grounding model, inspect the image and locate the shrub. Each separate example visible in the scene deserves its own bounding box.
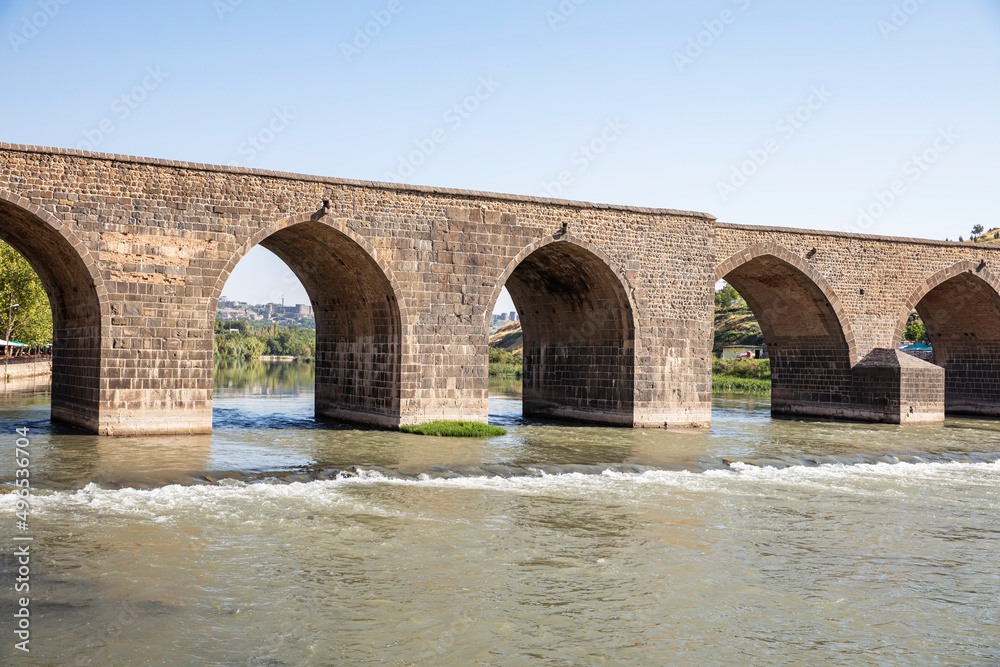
[489,348,523,379]
[712,357,771,379]
[400,421,507,438]
[712,377,771,394]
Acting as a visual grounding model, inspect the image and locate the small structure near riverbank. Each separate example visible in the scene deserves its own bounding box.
[720,345,768,360]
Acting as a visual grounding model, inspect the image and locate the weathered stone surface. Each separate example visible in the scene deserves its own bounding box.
[852,349,945,424]
[0,143,997,435]
[714,226,1000,423]
[0,144,715,434]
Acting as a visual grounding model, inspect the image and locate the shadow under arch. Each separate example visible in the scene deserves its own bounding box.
[900,261,1000,416]
[715,243,856,418]
[213,212,403,428]
[0,190,107,432]
[488,234,636,425]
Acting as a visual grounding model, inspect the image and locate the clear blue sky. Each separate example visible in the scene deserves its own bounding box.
[3,0,998,311]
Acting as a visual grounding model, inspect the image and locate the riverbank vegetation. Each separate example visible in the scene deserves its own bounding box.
[904,312,931,344]
[214,320,316,361]
[712,358,772,394]
[0,241,52,354]
[713,284,771,394]
[713,283,764,356]
[401,420,507,438]
[489,347,522,379]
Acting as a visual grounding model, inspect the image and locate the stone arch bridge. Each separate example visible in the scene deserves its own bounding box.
[1,143,997,435]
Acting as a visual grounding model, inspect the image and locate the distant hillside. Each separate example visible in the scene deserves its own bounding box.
[489,321,523,353]
[488,305,761,357]
[973,228,1000,244]
[714,302,763,356]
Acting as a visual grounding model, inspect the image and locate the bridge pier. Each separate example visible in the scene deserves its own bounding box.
[766,347,944,425]
[934,342,1000,416]
[99,284,215,436]
[851,349,945,424]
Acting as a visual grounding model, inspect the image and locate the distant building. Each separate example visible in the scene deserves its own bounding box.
[721,345,768,360]
[509,311,519,322]
[216,299,315,327]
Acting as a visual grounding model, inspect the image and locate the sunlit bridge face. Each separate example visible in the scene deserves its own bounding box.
[497,241,635,426]
[216,221,402,428]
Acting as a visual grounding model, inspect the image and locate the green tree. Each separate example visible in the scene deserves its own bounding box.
[715,283,739,308]
[214,321,315,361]
[243,336,266,360]
[0,241,52,355]
[904,314,930,344]
[971,224,984,241]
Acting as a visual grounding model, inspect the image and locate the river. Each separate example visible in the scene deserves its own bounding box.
[1,360,998,664]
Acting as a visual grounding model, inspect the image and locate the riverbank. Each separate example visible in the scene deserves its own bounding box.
[1,354,52,393]
[712,357,771,394]
[712,376,771,394]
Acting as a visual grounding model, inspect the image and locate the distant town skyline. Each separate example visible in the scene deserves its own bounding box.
[224,245,518,314]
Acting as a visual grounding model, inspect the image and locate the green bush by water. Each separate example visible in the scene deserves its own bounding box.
[711,376,771,394]
[400,421,508,438]
[712,358,771,379]
[712,357,771,394]
[489,348,523,379]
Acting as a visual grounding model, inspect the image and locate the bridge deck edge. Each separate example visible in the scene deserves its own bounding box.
[0,142,715,220]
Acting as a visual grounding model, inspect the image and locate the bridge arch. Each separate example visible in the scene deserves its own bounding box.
[488,234,636,425]
[896,260,1000,345]
[212,212,404,427]
[898,260,1000,415]
[715,243,857,417]
[0,190,107,432]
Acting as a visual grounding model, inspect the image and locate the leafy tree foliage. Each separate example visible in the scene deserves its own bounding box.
[904,313,931,344]
[0,241,52,352]
[714,283,740,307]
[713,357,771,380]
[488,347,522,379]
[214,319,315,360]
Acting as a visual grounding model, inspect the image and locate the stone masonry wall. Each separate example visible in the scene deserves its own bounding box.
[714,223,1000,422]
[714,224,1000,359]
[0,144,715,434]
[1,143,998,435]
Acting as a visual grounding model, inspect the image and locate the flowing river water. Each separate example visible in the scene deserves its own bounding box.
[1,361,999,665]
